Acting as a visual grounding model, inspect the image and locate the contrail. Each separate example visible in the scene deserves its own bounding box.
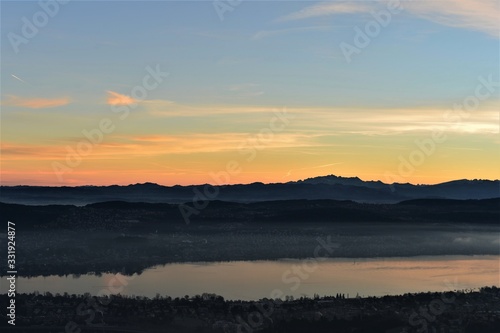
[11,74,25,83]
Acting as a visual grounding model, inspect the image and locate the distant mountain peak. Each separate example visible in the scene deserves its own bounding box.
[128,182,163,188]
[298,174,380,188]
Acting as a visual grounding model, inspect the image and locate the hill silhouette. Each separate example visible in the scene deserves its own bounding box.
[0,175,498,206]
[1,198,498,231]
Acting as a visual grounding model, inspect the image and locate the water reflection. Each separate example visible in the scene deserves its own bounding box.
[3,255,498,300]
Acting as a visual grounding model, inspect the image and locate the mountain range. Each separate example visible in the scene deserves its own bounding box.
[1,175,498,206]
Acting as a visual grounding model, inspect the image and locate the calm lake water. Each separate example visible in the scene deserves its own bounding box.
[4,255,499,300]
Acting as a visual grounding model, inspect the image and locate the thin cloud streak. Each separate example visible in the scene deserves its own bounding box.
[277,1,372,22]
[1,132,322,162]
[144,100,286,117]
[2,95,71,109]
[228,83,265,97]
[145,99,499,135]
[11,74,26,83]
[253,26,333,40]
[284,162,344,178]
[121,132,319,154]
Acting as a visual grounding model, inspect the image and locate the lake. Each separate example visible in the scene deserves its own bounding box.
[3,255,498,300]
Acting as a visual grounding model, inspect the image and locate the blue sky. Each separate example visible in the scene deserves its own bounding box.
[1,1,499,185]
[2,1,498,107]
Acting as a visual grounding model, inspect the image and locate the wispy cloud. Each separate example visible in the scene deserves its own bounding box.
[253,26,333,40]
[143,100,284,117]
[0,142,69,160]
[2,95,71,109]
[121,132,316,154]
[0,132,321,163]
[106,91,136,106]
[228,83,264,97]
[277,0,499,37]
[144,99,499,135]
[405,0,499,38]
[277,1,372,22]
[293,106,500,135]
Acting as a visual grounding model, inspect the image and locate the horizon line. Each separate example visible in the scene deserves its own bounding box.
[1,174,498,188]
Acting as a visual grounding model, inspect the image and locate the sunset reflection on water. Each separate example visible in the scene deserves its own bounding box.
[7,255,499,300]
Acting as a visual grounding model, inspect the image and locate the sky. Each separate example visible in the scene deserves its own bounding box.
[1,0,499,186]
